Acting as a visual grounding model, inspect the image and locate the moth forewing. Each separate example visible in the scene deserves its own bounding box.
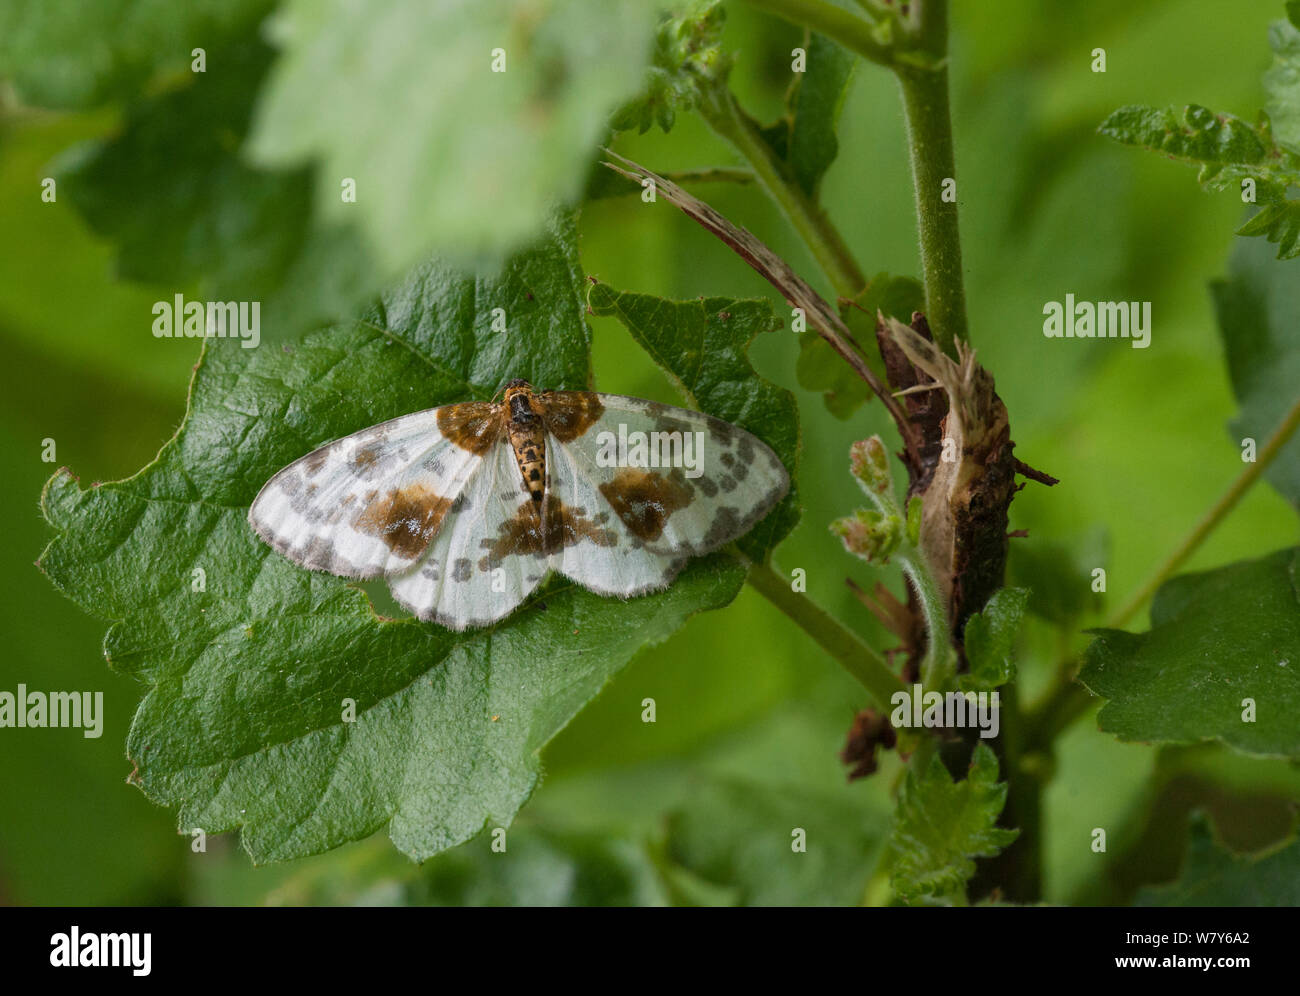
[247,409,477,580]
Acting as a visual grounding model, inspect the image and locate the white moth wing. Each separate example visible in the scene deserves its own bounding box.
[388,439,545,630]
[545,433,685,597]
[248,408,481,579]
[552,393,789,562]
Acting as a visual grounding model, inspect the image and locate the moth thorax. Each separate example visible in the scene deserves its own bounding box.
[508,392,538,425]
[503,381,539,425]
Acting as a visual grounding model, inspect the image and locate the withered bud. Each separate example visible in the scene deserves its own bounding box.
[841,709,898,781]
[848,436,893,495]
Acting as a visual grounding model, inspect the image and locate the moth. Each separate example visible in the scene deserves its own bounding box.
[248,380,789,630]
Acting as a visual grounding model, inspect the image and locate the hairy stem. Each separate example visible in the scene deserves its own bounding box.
[894,3,967,354]
[746,560,905,708]
[700,89,867,298]
[898,552,952,689]
[744,0,969,353]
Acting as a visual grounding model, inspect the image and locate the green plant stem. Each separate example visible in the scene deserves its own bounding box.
[741,0,896,67]
[1027,393,1300,745]
[700,90,867,298]
[740,0,969,353]
[894,8,967,354]
[746,560,905,708]
[898,552,952,689]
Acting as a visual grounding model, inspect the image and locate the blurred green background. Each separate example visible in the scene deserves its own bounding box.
[2,0,1298,905]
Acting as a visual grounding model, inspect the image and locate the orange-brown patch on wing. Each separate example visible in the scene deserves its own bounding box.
[479,498,616,569]
[598,469,694,542]
[437,401,505,454]
[540,391,606,442]
[354,483,453,559]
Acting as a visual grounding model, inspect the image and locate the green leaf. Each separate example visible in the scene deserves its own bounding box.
[36,220,752,863]
[662,776,885,906]
[1099,103,1271,168]
[1210,235,1300,507]
[58,41,297,290]
[960,587,1028,692]
[54,41,380,341]
[1099,100,1300,260]
[610,0,729,136]
[586,283,800,560]
[247,0,656,272]
[795,333,868,419]
[53,15,645,342]
[758,31,856,200]
[1136,813,1300,906]
[887,742,1018,905]
[1080,548,1300,759]
[1264,18,1300,153]
[1236,197,1300,260]
[0,0,273,108]
[796,273,921,419]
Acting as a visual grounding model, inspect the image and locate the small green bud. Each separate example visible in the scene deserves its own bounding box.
[848,436,893,495]
[830,508,902,562]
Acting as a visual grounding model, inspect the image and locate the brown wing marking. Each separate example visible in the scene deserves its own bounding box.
[597,469,695,543]
[477,497,617,571]
[354,483,454,559]
[437,401,506,454]
[539,391,606,442]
